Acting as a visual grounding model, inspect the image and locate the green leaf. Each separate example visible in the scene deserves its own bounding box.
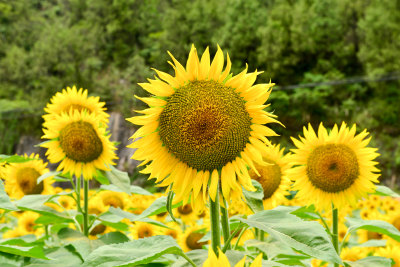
[98,232,130,244]
[25,247,83,267]
[0,252,22,267]
[0,245,48,259]
[373,185,400,197]
[15,195,73,222]
[357,239,387,248]
[171,249,207,267]
[238,209,343,265]
[167,191,178,222]
[0,155,33,163]
[344,256,392,267]
[94,170,110,185]
[130,185,152,195]
[105,166,131,194]
[58,228,102,261]
[82,235,187,267]
[139,196,180,218]
[290,205,320,220]
[108,207,167,228]
[346,217,400,242]
[36,171,60,184]
[242,179,264,213]
[0,179,18,211]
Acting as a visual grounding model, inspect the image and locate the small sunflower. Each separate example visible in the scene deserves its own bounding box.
[204,247,263,267]
[43,85,109,125]
[173,203,197,225]
[17,211,43,236]
[289,122,380,211]
[96,190,130,211]
[128,44,281,209]
[178,224,209,252]
[248,144,292,209]
[156,222,183,240]
[2,154,54,199]
[130,221,158,239]
[42,110,117,180]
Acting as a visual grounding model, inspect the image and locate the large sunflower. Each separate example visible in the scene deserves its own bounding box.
[2,154,54,199]
[128,45,281,209]
[248,144,292,209]
[42,110,117,180]
[43,85,109,125]
[288,122,380,211]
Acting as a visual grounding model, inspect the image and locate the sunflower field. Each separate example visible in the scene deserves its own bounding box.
[1,44,400,267]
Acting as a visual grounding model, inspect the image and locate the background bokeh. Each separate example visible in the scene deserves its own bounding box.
[0,0,399,188]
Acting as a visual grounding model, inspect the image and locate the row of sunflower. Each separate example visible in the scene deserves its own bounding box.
[0,45,399,266]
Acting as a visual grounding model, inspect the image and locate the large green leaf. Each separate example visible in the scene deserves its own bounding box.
[346,217,400,242]
[0,179,17,211]
[238,209,343,265]
[373,185,400,197]
[82,235,188,267]
[0,155,33,163]
[0,245,48,260]
[242,179,264,213]
[58,228,102,261]
[98,232,130,244]
[0,252,23,267]
[344,256,392,267]
[15,195,72,222]
[105,166,131,194]
[107,207,166,228]
[171,249,208,267]
[25,247,83,267]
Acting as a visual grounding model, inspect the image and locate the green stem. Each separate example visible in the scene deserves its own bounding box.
[317,211,333,236]
[222,226,243,253]
[259,230,265,241]
[332,207,339,267]
[233,227,248,250]
[181,252,197,267]
[75,176,82,213]
[220,198,231,250]
[83,179,89,236]
[209,187,221,255]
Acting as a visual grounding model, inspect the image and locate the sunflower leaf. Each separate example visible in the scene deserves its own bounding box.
[105,166,131,194]
[238,209,343,265]
[0,179,18,211]
[0,244,48,260]
[344,256,392,267]
[167,191,178,222]
[36,171,61,184]
[25,247,83,267]
[373,185,400,197]
[0,154,34,163]
[82,235,188,267]
[242,179,264,213]
[346,217,400,242]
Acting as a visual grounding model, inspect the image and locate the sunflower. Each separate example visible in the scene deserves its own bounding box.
[173,203,198,225]
[156,222,183,240]
[178,224,209,252]
[2,154,54,199]
[130,221,158,239]
[42,110,117,180]
[288,122,380,211]
[17,211,43,236]
[128,44,281,209]
[43,85,109,125]
[374,246,400,267]
[248,144,292,209]
[96,190,130,210]
[203,247,263,267]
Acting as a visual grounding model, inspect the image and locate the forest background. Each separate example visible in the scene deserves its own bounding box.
[0,0,399,189]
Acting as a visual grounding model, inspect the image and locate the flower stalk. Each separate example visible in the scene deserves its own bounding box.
[209,185,221,255]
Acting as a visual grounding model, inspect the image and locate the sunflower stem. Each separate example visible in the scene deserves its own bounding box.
[83,179,89,236]
[75,175,82,213]
[209,188,221,255]
[233,226,248,250]
[332,206,339,267]
[220,198,231,250]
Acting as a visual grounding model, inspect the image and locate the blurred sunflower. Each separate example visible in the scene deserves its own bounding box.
[204,247,263,267]
[97,190,130,210]
[43,85,109,125]
[88,196,107,215]
[289,122,380,211]
[179,224,209,252]
[128,44,281,209]
[248,144,291,209]
[18,211,43,236]
[2,154,54,199]
[174,203,197,225]
[374,246,400,267]
[130,222,158,239]
[156,222,183,240]
[42,110,117,180]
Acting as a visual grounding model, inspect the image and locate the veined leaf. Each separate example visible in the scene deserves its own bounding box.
[346,217,400,242]
[242,179,264,213]
[105,166,131,194]
[0,179,17,211]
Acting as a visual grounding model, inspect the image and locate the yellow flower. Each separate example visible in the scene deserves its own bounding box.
[96,190,130,210]
[128,44,281,210]
[178,224,209,252]
[2,154,54,199]
[374,245,400,267]
[248,144,291,209]
[43,85,109,125]
[203,247,263,267]
[173,203,197,225]
[130,221,158,239]
[156,222,183,240]
[17,211,43,236]
[289,122,380,211]
[42,110,117,180]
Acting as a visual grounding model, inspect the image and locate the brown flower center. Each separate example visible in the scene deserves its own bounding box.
[249,159,282,199]
[186,231,207,250]
[159,80,251,171]
[307,144,359,193]
[59,121,103,162]
[16,167,44,195]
